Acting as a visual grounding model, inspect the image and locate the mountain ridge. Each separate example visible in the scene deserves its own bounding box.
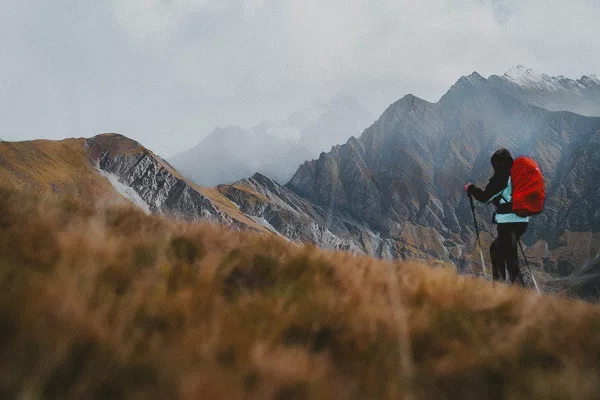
[2,67,600,294]
[488,65,600,117]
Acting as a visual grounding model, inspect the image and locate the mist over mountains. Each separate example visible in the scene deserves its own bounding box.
[2,66,600,297]
[169,125,312,186]
[170,66,600,190]
[169,94,373,186]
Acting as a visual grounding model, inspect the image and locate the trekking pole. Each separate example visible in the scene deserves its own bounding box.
[468,195,490,279]
[518,240,541,295]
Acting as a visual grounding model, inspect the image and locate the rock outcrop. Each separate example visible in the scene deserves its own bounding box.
[86,134,232,223]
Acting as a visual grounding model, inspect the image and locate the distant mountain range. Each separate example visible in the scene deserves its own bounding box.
[169,94,373,186]
[2,66,600,296]
[168,125,313,186]
[489,65,600,116]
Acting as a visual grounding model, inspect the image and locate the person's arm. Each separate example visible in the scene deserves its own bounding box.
[466,172,507,204]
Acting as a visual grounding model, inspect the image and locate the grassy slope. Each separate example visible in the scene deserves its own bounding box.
[1,187,600,400]
[0,138,121,202]
[0,136,269,233]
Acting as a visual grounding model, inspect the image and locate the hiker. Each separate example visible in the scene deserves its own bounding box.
[463,149,527,285]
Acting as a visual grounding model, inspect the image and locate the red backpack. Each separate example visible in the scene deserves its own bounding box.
[511,156,545,217]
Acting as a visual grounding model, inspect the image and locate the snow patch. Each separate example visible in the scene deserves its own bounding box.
[503,65,564,91]
[97,169,151,214]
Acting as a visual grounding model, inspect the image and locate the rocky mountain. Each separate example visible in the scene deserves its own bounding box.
[3,68,600,294]
[287,71,600,279]
[85,134,234,223]
[0,134,269,233]
[216,172,365,253]
[169,94,372,186]
[488,65,600,116]
[213,172,451,262]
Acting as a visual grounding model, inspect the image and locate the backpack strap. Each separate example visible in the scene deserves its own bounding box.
[496,193,512,214]
[496,202,513,214]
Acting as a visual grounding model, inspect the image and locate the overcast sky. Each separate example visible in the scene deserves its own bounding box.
[1,0,599,157]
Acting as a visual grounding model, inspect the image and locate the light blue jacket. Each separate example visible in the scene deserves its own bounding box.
[487,177,530,224]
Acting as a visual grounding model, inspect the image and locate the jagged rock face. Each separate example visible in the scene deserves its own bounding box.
[214,172,450,263]
[86,134,232,223]
[290,95,446,235]
[531,125,600,247]
[218,173,371,254]
[287,73,600,272]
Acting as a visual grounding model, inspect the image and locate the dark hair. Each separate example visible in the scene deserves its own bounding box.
[490,148,513,171]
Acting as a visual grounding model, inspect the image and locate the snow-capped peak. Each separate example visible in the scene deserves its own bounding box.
[587,74,600,85]
[502,65,600,91]
[503,65,598,91]
[503,65,562,90]
[504,65,539,82]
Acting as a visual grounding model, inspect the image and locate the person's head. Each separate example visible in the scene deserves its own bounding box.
[491,148,513,172]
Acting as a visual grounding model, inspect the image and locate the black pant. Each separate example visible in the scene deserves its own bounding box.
[490,222,527,285]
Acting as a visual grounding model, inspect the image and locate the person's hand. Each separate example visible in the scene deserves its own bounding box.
[463,182,473,193]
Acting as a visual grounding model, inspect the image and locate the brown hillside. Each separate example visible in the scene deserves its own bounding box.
[0,138,123,202]
[1,186,600,400]
[0,135,269,232]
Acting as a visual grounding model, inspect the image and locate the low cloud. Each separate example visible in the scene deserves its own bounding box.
[1,0,599,156]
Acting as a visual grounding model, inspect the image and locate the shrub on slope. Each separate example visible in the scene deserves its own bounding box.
[1,187,600,400]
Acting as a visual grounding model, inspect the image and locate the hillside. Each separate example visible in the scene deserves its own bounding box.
[0,134,273,234]
[2,186,600,399]
[0,135,407,259]
[0,138,123,202]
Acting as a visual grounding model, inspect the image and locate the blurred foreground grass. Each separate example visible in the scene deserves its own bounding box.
[1,187,600,400]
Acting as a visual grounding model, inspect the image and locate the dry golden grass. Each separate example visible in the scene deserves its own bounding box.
[0,138,124,202]
[1,186,600,400]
